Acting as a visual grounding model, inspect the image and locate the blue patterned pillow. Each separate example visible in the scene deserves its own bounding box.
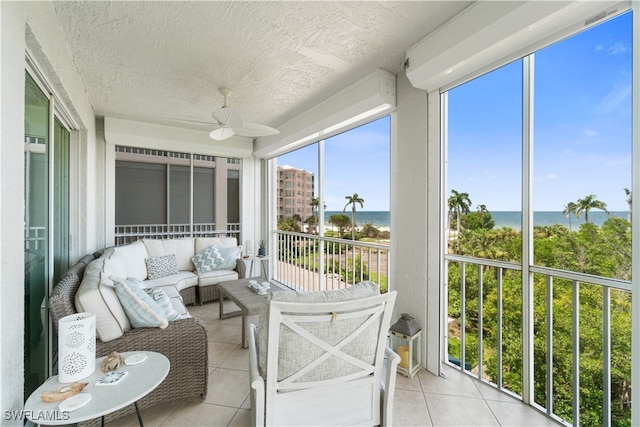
[216,246,242,270]
[143,287,181,321]
[191,245,224,274]
[145,254,178,280]
[110,276,168,329]
[124,277,181,322]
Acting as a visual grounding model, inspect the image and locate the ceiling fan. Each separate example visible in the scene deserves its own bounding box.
[206,88,280,141]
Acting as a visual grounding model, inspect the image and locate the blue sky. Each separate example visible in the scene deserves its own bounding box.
[448,11,632,212]
[277,116,390,211]
[278,12,632,214]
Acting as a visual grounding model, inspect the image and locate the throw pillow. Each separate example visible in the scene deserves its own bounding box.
[191,245,225,274]
[125,277,181,322]
[110,276,169,329]
[215,246,242,270]
[143,287,181,321]
[145,254,179,280]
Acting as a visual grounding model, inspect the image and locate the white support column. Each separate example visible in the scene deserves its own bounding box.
[631,2,639,426]
[392,72,432,373]
[521,55,535,405]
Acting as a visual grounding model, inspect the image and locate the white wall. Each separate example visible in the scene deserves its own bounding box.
[1,2,28,418]
[1,2,96,419]
[102,117,263,248]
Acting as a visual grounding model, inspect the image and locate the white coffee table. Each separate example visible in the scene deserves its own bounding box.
[24,351,169,426]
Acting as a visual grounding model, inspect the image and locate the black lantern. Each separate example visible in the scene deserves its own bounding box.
[389,313,422,378]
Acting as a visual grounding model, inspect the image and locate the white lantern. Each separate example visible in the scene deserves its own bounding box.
[58,312,96,383]
[245,240,256,257]
[389,313,422,378]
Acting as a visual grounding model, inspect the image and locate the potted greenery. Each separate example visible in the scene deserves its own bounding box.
[258,240,266,256]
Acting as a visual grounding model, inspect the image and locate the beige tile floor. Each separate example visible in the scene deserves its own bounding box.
[108,301,561,427]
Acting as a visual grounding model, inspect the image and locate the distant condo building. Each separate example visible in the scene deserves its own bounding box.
[277,165,314,220]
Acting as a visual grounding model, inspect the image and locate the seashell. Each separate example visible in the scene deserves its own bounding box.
[41,382,88,402]
[101,351,125,372]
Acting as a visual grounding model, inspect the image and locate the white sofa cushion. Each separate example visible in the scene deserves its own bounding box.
[75,253,132,342]
[197,269,239,287]
[143,271,198,292]
[104,241,148,281]
[195,237,238,254]
[143,238,195,271]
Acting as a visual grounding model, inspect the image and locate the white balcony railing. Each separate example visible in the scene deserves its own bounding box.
[272,230,390,293]
[114,223,241,245]
[446,254,631,426]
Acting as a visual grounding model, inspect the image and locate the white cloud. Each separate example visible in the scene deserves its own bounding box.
[608,42,628,55]
[595,44,604,51]
[583,128,599,138]
[545,173,558,180]
[596,82,631,114]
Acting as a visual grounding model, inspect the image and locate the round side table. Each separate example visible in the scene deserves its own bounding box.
[24,351,169,426]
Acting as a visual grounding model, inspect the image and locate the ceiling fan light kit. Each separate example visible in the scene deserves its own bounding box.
[207,88,280,141]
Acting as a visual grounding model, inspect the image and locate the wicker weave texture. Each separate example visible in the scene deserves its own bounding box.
[49,252,209,426]
[198,258,247,304]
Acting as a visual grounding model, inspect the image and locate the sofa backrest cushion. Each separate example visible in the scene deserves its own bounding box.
[195,237,238,254]
[143,238,195,271]
[104,241,149,281]
[75,252,132,342]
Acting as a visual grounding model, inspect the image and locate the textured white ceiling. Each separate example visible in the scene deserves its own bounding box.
[52,1,472,130]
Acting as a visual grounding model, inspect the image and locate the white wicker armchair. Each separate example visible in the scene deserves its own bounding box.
[249,285,399,426]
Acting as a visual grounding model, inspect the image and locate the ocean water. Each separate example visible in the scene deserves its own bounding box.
[324,210,628,230]
[491,211,628,230]
[324,211,390,228]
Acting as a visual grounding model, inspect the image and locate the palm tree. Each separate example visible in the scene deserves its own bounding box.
[624,188,632,223]
[343,193,364,240]
[310,197,319,234]
[562,202,579,231]
[448,190,472,235]
[575,194,608,224]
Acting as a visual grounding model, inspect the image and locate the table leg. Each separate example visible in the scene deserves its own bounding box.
[250,259,255,277]
[219,289,224,319]
[134,401,144,426]
[261,260,267,278]
[242,313,248,349]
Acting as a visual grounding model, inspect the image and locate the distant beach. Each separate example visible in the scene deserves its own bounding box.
[324,211,390,232]
[323,210,627,232]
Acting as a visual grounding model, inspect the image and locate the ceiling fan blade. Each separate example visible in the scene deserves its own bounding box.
[232,122,280,137]
[209,126,236,141]
[211,106,243,128]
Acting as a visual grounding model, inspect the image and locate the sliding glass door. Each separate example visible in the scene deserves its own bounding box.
[24,71,71,400]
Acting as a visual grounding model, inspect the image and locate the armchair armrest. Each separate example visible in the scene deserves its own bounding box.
[382,345,400,427]
[249,323,264,427]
